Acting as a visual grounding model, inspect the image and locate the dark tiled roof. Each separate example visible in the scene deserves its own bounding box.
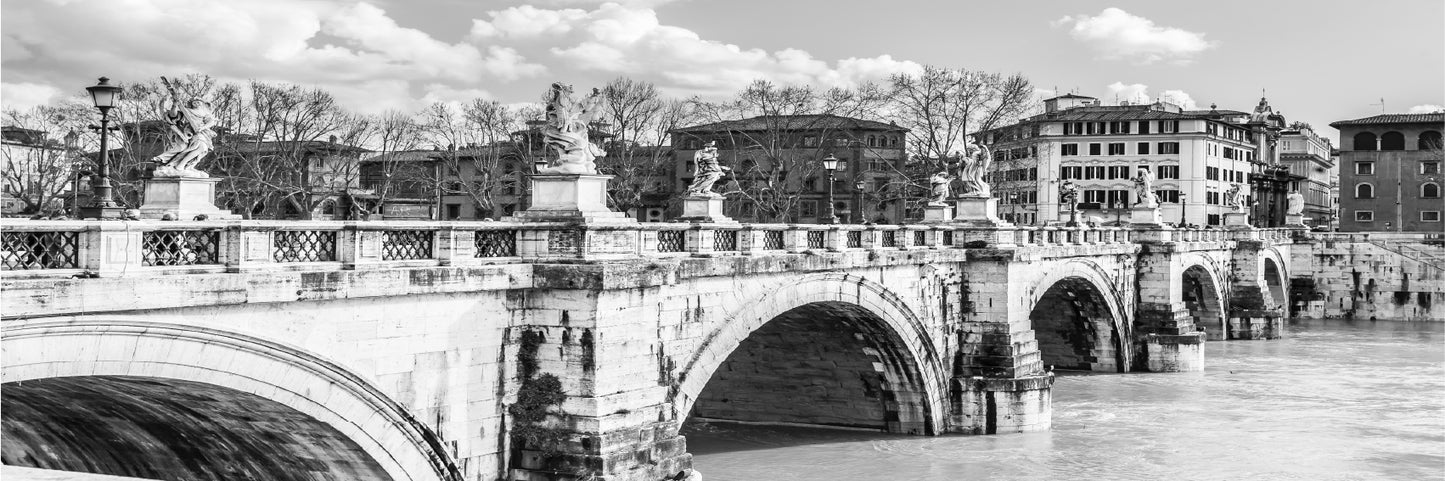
[1027,108,1200,122]
[1183,109,1249,116]
[1330,113,1445,127]
[673,114,907,134]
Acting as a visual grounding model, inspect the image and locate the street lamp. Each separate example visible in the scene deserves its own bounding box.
[822,154,839,224]
[1179,192,1188,226]
[80,77,123,219]
[853,180,866,223]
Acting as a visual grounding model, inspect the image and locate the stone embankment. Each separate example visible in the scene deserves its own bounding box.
[1292,233,1445,321]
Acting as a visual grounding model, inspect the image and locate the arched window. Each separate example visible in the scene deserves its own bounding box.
[1423,183,1441,199]
[1420,131,1443,150]
[1380,131,1406,151]
[1356,183,1374,199]
[1353,132,1377,151]
[868,135,877,147]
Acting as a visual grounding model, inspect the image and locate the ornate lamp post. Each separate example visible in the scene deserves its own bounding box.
[822,154,839,224]
[1179,192,1188,226]
[853,180,866,223]
[80,77,124,219]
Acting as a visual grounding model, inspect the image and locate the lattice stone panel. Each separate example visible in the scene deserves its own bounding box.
[1,231,80,270]
[143,230,220,266]
[881,231,897,248]
[274,231,337,262]
[713,230,738,251]
[475,230,518,258]
[657,230,687,253]
[761,230,784,250]
[382,230,433,260]
[943,230,954,246]
[806,231,825,249]
[913,230,926,247]
[846,231,862,248]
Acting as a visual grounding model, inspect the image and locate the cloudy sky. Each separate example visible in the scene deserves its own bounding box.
[3,0,1442,142]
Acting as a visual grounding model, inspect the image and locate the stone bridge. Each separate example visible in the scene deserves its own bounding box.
[0,220,1301,481]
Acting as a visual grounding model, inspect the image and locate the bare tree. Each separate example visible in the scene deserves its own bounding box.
[419,99,523,217]
[358,110,427,216]
[689,79,886,222]
[596,77,699,215]
[1,103,91,214]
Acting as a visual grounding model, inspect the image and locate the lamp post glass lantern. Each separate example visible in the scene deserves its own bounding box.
[1179,193,1188,226]
[80,76,123,219]
[853,180,866,223]
[822,155,839,224]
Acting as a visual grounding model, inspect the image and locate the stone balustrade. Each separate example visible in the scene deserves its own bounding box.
[0,219,1301,278]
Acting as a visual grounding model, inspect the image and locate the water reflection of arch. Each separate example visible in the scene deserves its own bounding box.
[1,318,459,481]
[674,273,945,435]
[1023,259,1131,372]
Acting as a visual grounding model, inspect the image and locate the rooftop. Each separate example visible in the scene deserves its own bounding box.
[673,114,907,134]
[1329,113,1445,128]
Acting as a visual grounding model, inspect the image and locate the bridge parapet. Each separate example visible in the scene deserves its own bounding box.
[2,220,1169,279]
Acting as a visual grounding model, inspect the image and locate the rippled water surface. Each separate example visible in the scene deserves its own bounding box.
[685,320,1445,480]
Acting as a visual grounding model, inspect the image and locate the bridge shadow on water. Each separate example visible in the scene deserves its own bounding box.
[682,419,912,456]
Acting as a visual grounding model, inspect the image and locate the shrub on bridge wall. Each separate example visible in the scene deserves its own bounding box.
[509,328,571,468]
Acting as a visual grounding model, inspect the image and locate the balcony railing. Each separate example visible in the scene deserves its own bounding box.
[0,218,1301,278]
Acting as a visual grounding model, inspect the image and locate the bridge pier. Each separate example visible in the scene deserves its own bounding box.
[1227,240,1288,340]
[952,254,1054,433]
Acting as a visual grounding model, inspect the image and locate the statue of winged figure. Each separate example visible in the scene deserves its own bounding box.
[150,76,216,178]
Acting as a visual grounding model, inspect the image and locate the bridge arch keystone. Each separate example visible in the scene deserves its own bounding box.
[1,318,461,481]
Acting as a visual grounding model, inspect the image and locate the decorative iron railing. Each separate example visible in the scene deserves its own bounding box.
[143,230,221,266]
[762,230,785,250]
[382,230,433,260]
[1,231,80,270]
[657,230,687,253]
[846,230,863,248]
[274,230,338,263]
[713,230,738,252]
[475,230,518,258]
[806,230,825,249]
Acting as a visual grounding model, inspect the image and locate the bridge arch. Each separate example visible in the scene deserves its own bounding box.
[674,273,946,435]
[1024,259,1131,372]
[1260,247,1290,309]
[1182,262,1228,339]
[2,318,459,481]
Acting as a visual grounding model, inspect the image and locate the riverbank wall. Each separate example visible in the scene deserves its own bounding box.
[1290,233,1445,321]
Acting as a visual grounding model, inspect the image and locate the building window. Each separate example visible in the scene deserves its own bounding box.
[1089,143,1101,155]
[1155,189,1180,203]
[1108,143,1126,155]
[1422,162,1441,175]
[1355,162,1375,175]
[1157,165,1180,179]
[1420,131,1443,150]
[1159,142,1180,154]
[1160,121,1179,133]
[799,200,818,218]
[1356,183,1375,199]
[1061,144,1079,156]
[1380,131,1406,151]
[1355,211,1374,222]
[1423,183,1441,199]
[1424,211,1442,222]
[1137,142,1150,155]
[803,135,818,148]
[1353,132,1377,151]
[1138,122,1150,135]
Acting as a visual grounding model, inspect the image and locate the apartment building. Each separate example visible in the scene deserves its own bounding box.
[1330,113,1444,232]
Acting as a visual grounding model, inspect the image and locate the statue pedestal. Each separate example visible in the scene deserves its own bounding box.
[921,204,952,223]
[1224,212,1251,228]
[139,177,238,220]
[506,174,633,223]
[678,196,736,224]
[1285,214,1306,226]
[953,197,1009,226]
[1128,206,1162,225]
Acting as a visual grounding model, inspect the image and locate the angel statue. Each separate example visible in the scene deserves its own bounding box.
[150,76,216,178]
[928,169,953,205]
[957,137,992,198]
[1225,183,1248,212]
[1286,190,1305,215]
[1133,166,1159,207]
[536,83,606,175]
[684,141,729,197]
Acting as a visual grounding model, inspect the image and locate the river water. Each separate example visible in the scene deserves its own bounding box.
[684,319,1445,481]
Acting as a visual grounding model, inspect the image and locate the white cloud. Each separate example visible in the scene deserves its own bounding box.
[1102,83,1199,110]
[469,5,589,39]
[505,3,922,95]
[1,82,65,111]
[1408,104,1444,113]
[1158,89,1199,110]
[1053,8,1215,64]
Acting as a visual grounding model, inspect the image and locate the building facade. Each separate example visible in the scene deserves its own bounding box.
[1330,113,1445,232]
[983,94,1298,227]
[671,114,908,223]
[1278,126,1336,228]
